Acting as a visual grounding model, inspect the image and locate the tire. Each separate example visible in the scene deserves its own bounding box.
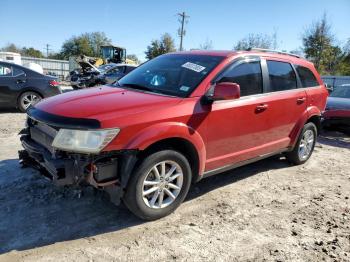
[18,91,42,112]
[123,150,192,220]
[286,122,317,165]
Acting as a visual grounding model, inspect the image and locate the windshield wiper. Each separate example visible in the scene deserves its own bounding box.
[119,83,152,91]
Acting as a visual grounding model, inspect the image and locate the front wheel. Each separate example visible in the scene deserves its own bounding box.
[286,122,317,165]
[123,150,192,220]
[18,91,42,112]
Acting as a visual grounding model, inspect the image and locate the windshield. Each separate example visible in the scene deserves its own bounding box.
[114,54,224,97]
[101,47,114,59]
[330,86,350,98]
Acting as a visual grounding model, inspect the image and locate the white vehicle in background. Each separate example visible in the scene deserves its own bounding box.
[0,52,43,74]
[0,52,22,65]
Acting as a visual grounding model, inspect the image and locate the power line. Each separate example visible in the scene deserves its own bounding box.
[44,44,51,57]
[177,12,190,51]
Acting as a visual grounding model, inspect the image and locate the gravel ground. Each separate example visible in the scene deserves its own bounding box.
[0,111,349,262]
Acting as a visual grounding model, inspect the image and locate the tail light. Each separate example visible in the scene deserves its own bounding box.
[49,80,60,87]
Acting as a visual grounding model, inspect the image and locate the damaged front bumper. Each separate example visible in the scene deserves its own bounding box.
[19,128,138,205]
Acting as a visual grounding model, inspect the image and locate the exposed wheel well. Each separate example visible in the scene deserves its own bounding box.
[138,138,200,183]
[306,115,321,136]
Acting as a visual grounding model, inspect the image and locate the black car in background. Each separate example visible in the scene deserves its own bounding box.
[323,84,350,135]
[321,75,350,92]
[98,64,137,85]
[70,63,137,89]
[0,61,62,112]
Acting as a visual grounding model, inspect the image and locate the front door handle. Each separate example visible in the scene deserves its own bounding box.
[297,97,306,104]
[16,79,26,84]
[255,104,268,113]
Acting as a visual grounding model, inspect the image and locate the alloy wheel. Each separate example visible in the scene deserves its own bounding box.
[21,93,41,110]
[142,160,183,209]
[298,129,315,160]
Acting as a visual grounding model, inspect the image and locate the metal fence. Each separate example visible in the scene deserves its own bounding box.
[21,57,70,80]
[321,75,350,89]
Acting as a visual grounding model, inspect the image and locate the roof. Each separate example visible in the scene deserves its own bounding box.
[0,60,45,76]
[168,50,312,65]
[0,51,21,56]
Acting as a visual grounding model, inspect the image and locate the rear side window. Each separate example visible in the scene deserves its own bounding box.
[267,61,296,92]
[295,65,319,87]
[218,61,263,96]
[12,67,25,77]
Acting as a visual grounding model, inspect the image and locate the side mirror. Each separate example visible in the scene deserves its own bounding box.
[211,82,240,101]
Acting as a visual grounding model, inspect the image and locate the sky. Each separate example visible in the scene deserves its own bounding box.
[0,0,349,60]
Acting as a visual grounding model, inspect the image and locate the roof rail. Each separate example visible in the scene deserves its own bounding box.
[247,48,303,58]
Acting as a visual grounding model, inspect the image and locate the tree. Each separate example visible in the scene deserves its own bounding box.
[234,33,273,50]
[59,32,112,59]
[199,38,213,50]
[21,47,44,58]
[1,43,43,58]
[1,43,21,53]
[302,13,342,74]
[126,54,140,64]
[335,38,350,75]
[145,33,176,60]
[86,32,112,56]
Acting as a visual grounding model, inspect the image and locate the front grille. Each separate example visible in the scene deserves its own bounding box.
[28,118,58,154]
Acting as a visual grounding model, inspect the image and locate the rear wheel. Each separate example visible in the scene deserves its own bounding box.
[286,122,317,165]
[18,91,42,112]
[123,150,192,220]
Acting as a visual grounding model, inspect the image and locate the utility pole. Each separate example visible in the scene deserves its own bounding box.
[45,44,51,57]
[177,12,189,51]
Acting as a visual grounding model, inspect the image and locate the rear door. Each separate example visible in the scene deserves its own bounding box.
[259,58,307,146]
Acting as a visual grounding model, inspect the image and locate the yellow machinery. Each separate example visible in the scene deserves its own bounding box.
[100,45,137,65]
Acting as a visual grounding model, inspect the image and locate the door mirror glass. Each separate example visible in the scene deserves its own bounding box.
[212,82,240,101]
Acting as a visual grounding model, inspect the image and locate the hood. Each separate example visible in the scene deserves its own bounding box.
[35,86,182,120]
[326,97,350,110]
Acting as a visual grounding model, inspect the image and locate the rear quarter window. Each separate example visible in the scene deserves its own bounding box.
[294,65,319,87]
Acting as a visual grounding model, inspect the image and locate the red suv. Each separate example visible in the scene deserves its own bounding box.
[19,49,328,220]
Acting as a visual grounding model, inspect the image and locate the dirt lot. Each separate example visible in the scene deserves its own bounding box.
[0,111,349,262]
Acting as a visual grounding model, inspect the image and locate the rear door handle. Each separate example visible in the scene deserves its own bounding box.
[297,97,306,104]
[16,79,26,84]
[255,104,268,113]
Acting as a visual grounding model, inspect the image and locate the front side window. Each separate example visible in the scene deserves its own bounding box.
[218,61,263,96]
[0,65,12,76]
[295,65,319,87]
[267,61,296,92]
[116,54,224,97]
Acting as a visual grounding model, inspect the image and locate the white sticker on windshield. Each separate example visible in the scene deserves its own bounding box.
[180,85,190,92]
[181,62,206,73]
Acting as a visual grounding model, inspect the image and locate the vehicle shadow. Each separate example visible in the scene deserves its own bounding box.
[0,155,289,254]
[0,159,141,254]
[0,108,22,114]
[187,155,289,201]
[318,131,350,149]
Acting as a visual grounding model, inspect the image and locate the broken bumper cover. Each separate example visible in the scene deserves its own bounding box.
[19,133,138,204]
[19,134,88,186]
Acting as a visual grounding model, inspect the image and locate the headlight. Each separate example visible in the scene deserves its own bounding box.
[52,128,120,154]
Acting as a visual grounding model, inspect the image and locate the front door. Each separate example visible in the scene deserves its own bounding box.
[206,58,273,171]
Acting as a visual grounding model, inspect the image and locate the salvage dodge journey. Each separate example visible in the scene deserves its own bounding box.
[19,49,328,220]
